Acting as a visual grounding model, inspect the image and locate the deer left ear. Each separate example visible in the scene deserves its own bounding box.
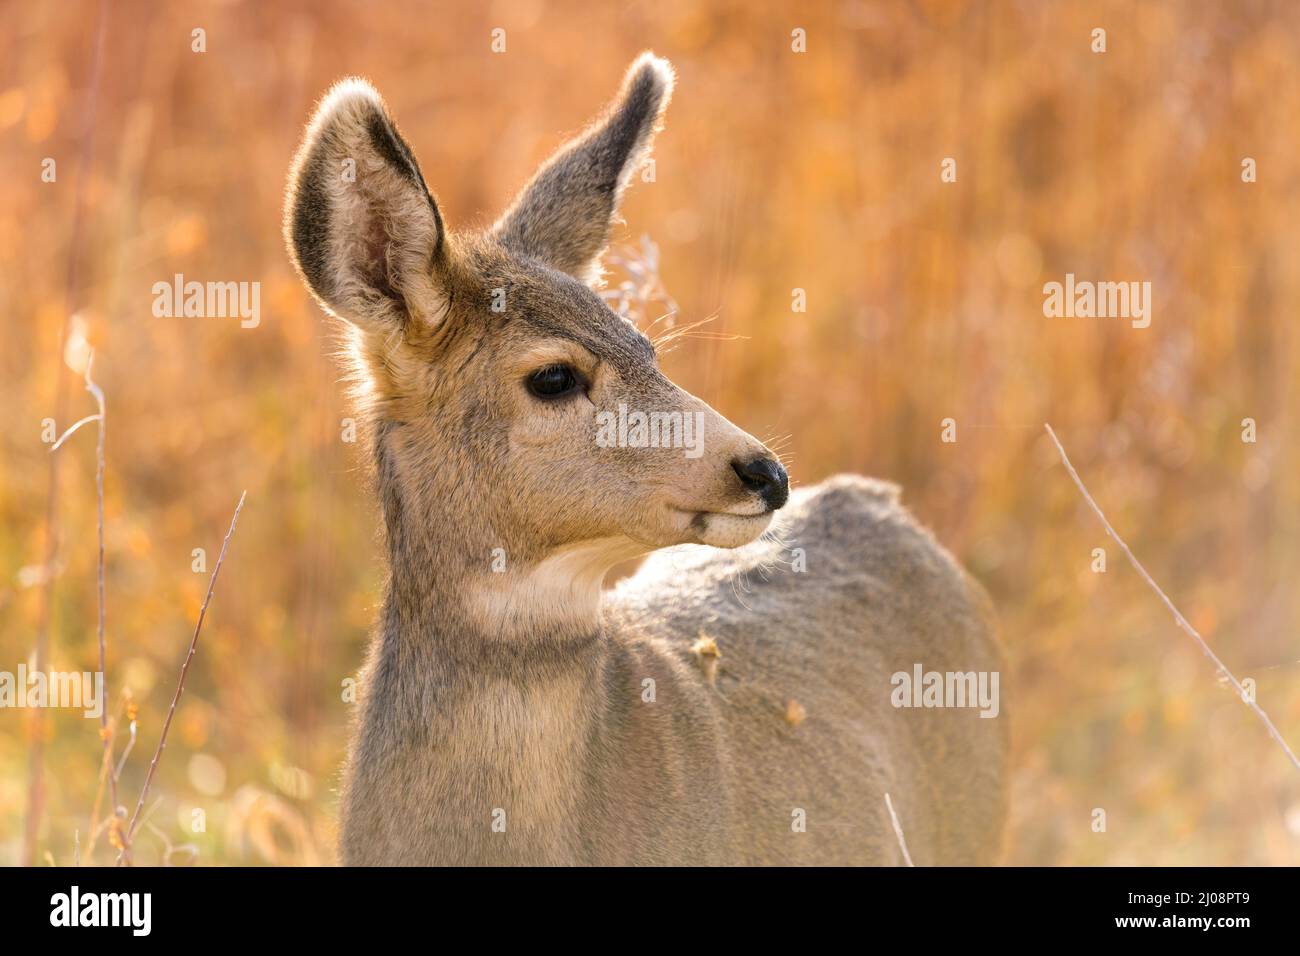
[492,52,674,286]
[284,78,447,333]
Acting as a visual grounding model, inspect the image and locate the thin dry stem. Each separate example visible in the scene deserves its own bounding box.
[21,0,110,867]
[884,792,915,866]
[84,693,132,860]
[51,353,121,860]
[48,414,100,451]
[87,353,118,835]
[1044,423,1300,774]
[117,491,248,864]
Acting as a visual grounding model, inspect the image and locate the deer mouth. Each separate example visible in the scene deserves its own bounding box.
[668,505,774,548]
[670,502,770,521]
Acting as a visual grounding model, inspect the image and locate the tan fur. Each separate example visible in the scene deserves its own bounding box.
[283,54,1007,865]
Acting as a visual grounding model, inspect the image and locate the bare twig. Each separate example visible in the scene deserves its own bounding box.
[85,692,132,860]
[1044,423,1300,774]
[50,353,121,859]
[144,820,198,867]
[117,491,248,864]
[85,728,112,858]
[112,716,137,782]
[22,0,110,868]
[884,792,914,866]
[133,796,165,839]
[48,414,101,451]
[85,355,117,837]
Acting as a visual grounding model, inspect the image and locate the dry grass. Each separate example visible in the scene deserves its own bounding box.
[2,0,1299,865]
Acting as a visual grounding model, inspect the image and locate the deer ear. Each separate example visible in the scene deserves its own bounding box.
[284,78,447,331]
[492,52,673,285]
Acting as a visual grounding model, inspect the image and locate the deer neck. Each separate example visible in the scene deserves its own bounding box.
[360,431,656,855]
[369,419,645,677]
[370,416,649,646]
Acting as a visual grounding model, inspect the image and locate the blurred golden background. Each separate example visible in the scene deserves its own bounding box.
[3,0,1299,865]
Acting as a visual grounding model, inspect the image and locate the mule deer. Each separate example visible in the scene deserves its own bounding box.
[284,53,1007,865]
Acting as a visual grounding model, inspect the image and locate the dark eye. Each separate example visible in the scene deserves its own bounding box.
[526,363,580,399]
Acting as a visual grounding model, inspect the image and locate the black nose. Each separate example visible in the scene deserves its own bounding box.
[732,456,789,510]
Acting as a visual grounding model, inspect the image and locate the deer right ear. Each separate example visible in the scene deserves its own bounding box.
[492,53,673,286]
[284,78,446,332]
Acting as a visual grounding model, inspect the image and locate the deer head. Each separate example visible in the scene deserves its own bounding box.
[284,54,787,634]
